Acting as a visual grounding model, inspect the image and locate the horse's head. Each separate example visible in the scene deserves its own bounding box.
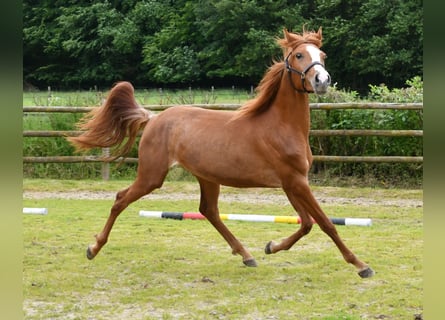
[279,27,331,95]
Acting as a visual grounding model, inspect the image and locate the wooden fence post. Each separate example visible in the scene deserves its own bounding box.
[101,148,110,181]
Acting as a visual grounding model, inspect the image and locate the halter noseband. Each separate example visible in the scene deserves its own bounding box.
[285,51,325,94]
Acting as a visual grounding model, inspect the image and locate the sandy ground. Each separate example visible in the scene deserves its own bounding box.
[23,190,422,208]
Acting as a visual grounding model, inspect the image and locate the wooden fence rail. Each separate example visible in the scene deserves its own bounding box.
[22,155,423,164]
[22,129,424,138]
[23,103,424,179]
[23,102,423,113]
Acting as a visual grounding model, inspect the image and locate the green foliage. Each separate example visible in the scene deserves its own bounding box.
[143,42,201,84]
[310,0,422,91]
[368,76,424,103]
[23,0,422,92]
[192,0,302,82]
[310,83,361,103]
[309,77,423,187]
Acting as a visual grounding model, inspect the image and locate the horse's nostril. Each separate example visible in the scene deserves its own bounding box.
[315,74,320,83]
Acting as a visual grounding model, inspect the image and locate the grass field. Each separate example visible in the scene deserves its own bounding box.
[23,87,253,107]
[23,180,423,319]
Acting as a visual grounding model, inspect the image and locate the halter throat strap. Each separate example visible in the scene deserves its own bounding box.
[284,51,324,93]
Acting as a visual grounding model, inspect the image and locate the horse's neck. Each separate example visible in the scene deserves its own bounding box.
[273,82,311,135]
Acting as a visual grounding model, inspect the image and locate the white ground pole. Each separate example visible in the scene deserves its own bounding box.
[23,208,48,215]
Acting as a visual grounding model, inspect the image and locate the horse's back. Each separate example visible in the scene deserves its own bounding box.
[142,105,236,144]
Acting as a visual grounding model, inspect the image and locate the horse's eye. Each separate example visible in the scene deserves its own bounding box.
[295,53,303,59]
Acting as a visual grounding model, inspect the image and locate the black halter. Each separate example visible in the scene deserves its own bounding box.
[284,51,325,93]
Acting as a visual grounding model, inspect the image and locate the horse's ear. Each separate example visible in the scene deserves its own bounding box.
[316,27,323,40]
[278,28,292,48]
[283,28,291,43]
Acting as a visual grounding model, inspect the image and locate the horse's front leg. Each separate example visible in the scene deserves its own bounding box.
[264,182,314,255]
[266,177,374,278]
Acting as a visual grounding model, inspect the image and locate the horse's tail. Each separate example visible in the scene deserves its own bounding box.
[68,81,152,161]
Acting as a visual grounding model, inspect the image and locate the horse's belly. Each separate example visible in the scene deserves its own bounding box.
[176,146,282,188]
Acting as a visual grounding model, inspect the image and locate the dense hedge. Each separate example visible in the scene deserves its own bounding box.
[23,0,422,94]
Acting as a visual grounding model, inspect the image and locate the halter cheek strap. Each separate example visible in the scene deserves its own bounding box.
[285,52,325,93]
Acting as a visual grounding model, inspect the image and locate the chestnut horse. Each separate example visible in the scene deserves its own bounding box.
[69,28,374,278]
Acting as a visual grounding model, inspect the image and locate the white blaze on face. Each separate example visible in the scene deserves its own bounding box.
[306,45,330,84]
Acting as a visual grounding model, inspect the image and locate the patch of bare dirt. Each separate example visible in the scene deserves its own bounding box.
[22,190,422,208]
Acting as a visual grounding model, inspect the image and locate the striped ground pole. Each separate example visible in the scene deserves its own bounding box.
[139,211,372,226]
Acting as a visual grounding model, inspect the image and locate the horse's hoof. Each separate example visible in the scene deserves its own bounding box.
[243,258,258,267]
[86,246,95,260]
[358,267,374,278]
[265,241,273,254]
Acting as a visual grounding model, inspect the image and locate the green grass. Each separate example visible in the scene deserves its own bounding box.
[23,180,422,319]
[23,87,253,107]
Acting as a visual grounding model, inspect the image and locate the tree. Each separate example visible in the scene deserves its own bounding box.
[23,0,423,92]
[193,0,305,84]
[141,2,202,85]
[24,0,145,88]
[310,0,422,92]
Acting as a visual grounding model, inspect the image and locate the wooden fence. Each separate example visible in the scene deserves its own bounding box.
[23,103,423,179]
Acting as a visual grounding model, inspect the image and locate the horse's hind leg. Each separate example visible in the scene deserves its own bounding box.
[197,178,257,267]
[87,171,167,260]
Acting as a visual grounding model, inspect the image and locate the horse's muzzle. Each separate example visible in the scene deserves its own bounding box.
[313,70,331,94]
